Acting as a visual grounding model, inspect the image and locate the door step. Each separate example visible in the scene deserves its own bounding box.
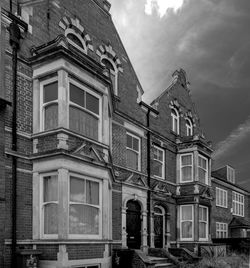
[147,256,174,267]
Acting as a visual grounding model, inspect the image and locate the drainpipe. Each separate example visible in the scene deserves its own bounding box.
[146,109,151,248]
[139,101,159,250]
[9,18,21,268]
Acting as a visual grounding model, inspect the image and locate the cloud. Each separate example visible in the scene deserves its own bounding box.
[213,116,250,160]
[145,0,185,17]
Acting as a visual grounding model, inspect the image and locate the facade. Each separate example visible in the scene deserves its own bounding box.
[0,0,249,268]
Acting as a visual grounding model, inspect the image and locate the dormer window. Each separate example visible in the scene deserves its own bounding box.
[171,108,179,134]
[101,58,118,95]
[186,118,193,136]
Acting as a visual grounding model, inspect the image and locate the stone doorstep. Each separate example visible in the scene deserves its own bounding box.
[154,263,174,267]
[147,256,174,267]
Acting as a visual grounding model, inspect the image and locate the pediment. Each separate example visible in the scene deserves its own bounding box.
[126,174,147,187]
[73,142,108,163]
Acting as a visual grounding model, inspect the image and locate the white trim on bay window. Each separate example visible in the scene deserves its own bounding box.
[180,153,193,183]
[40,77,59,131]
[153,145,165,179]
[180,205,194,241]
[68,173,102,239]
[199,206,208,241]
[41,172,59,239]
[198,154,208,185]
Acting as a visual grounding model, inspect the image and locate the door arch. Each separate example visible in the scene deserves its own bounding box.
[126,200,141,249]
[154,206,165,248]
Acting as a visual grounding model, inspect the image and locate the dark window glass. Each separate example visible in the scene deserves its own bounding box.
[86,92,99,114]
[43,82,58,103]
[70,83,85,108]
[67,33,83,49]
[127,134,132,148]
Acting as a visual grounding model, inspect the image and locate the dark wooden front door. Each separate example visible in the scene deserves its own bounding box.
[126,200,141,249]
[154,207,164,248]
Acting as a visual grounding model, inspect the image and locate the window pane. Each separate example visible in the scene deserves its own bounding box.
[126,149,138,170]
[70,83,85,107]
[69,205,99,234]
[86,92,99,115]
[86,181,99,205]
[133,137,139,151]
[181,155,192,165]
[70,177,85,202]
[199,157,206,169]
[181,166,192,181]
[44,203,58,234]
[199,222,206,238]
[198,168,206,184]
[127,134,132,148]
[44,175,58,202]
[182,222,192,238]
[182,206,192,220]
[43,82,58,103]
[69,106,98,140]
[44,103,58,130]
[152,160,162,177]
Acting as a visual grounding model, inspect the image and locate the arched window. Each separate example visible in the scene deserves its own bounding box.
[171,108,179,134]
[186,118,193,136]
[65,29,87,54]
[101,57,118,95]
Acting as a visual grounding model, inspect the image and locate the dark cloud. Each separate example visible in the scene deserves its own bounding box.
[109,0,250,189]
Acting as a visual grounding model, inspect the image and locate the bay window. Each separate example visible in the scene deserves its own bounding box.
[180,205,193,240]
[39,74,102,141]
[41,79,58,131]
[198,155,208,184]
[42,174,58,237]
[180,154,193,182]
[126,133,140,171]
[199,206,208,240]
[153,146,165,179]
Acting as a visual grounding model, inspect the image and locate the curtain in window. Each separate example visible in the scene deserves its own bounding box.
[181,155,192,181]
[69,205,99,234]
[43,175,58,234]
[126,149,138,170]
[181,206,193,239]
[69,106,98,140]
[44,104,58,130]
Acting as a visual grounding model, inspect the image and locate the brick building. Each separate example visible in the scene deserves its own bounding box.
[0,0,249,267]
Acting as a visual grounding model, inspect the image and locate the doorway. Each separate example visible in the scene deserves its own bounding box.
[126,200,141,249]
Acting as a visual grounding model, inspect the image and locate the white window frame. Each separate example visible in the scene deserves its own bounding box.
[199,205,209,241]
[180,205,194,241]
[232,191,244,217]
[40,77,58,131]
[227,166,235,183]
[126,132,141,171]
[186,118,193,136]
[198,154,209,185]
[68,173,102,239]
[171,108,180,134]
[101,56,118,95]
[40,172,59,239]
[68,78,102,141]
[216,222,228,238]
[216,187,228,208]
[153,145,165,179]
[180,153,193,183]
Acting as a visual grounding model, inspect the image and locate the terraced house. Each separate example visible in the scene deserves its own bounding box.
[0,0,249,267]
